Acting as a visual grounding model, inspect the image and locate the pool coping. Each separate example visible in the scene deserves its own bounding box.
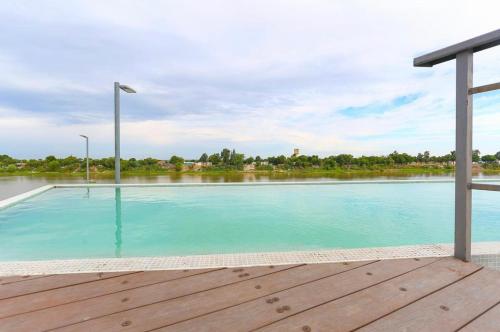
[1,242,499,276]
[2,178,500,210]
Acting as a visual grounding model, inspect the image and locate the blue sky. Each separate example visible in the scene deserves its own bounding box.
[0,0,499,159]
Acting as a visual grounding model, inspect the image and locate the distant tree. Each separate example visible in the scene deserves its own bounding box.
[496,151,500,160]
[416,153,424,162]
[472,150,481,163]
[45,155,57,162]
[0,155,15,164]
[323,156,337,169]
[221,148,231,164]
[128,158,138,168]
[46,160,60,171]
[450,151,456,161]
[199,153,208,162]
[232,153,245,168]
[61,156,79,166]
[270,155,286,165]
[481,155,497,163]
[423,151,430,163]
[169,155,184,164]
[174,163,183,172]
[244,157,254,164]
[208,153,221,164]
[335,154,353,166]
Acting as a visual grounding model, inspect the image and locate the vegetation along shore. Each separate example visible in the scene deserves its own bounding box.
[1,149,500,177]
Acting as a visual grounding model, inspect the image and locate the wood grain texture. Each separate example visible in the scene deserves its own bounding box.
[257,258,480,332]
[0,258,498,332]
[0,271,132,300]
[53,261,372,332]
[0,268,217,318]
[460,302,500,332]
[358,268,500,332]
[0,275,52,285]
[0,264,296,331]
[159,257,437,332]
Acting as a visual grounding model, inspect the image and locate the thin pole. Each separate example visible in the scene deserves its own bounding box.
[85,137,89,183]
[114,82,121,184]
[454,50,473,261]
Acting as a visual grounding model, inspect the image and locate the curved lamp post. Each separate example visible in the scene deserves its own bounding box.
[114,82,136,184]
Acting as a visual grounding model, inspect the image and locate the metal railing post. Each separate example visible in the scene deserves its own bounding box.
[454,50,473,261]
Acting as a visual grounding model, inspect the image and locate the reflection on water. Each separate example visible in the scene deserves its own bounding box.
[115,188,122,258]
[1,171,500,200]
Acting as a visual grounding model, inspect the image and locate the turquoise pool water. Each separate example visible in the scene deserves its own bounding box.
[0,182,499,261]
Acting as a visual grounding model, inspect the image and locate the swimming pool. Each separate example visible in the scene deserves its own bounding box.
[0,181,499,261]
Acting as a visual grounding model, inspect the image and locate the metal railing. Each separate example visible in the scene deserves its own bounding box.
[414,28,500,261]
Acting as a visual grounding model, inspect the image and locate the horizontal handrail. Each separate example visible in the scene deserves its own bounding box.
[469,183,500,191]
[469,82,500,95]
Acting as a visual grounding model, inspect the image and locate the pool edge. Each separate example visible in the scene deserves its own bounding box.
[0,185,54,210]
[2,242,499,276]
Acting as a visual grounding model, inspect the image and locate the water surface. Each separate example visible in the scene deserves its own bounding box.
[0,182,499,261]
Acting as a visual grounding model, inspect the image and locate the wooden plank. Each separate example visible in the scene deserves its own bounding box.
[48,261,374,332]
[158,257,439,332]
[460,302,500,332]
[0,268,217,318]
[0,264,299,331]
[413,29,500,67]
[0,275,52,285]
[256,258,481,332]
[0,271,134,300]
[358,268,500,331]
[469,82,500,95]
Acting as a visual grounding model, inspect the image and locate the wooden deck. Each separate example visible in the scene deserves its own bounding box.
[0,257,499,331]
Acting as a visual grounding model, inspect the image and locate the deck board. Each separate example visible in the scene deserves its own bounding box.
[0,268,217,318]
[0,271,133,300]
[460,302,500,332]
[256,258,481,332]
[159,258,437,332]
[358,268,500,331]
[50,261,370,332]
[0,257,498,332]
[0,264,297,331]
[0,274,53,285]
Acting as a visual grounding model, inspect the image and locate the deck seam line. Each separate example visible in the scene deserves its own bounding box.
[45,264,306,331]
[0,268,225,319]
[455,300,500,331]
[250,257,446,332]
[0,271,140,301]
[144,260,380,332]
[350,266,485,331]
[0,274,54,286]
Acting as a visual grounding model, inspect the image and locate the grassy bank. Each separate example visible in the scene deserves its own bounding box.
[2,167,499,178]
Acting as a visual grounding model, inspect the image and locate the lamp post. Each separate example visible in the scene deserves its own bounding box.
[114,82,136,184]
[79,134,89,183]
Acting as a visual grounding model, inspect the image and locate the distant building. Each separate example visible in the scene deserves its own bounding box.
[192,162,212,171]
[293,148,300,157]
[243,164,255,171]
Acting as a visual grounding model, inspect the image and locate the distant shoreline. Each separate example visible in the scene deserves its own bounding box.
[2,167,500,178]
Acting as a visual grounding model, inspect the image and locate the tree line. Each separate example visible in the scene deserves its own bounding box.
[1,149,499,173]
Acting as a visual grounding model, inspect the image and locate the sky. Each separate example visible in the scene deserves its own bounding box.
[0,0,499,160]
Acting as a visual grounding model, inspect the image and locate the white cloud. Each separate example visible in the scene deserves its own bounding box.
[0,0,499,158]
